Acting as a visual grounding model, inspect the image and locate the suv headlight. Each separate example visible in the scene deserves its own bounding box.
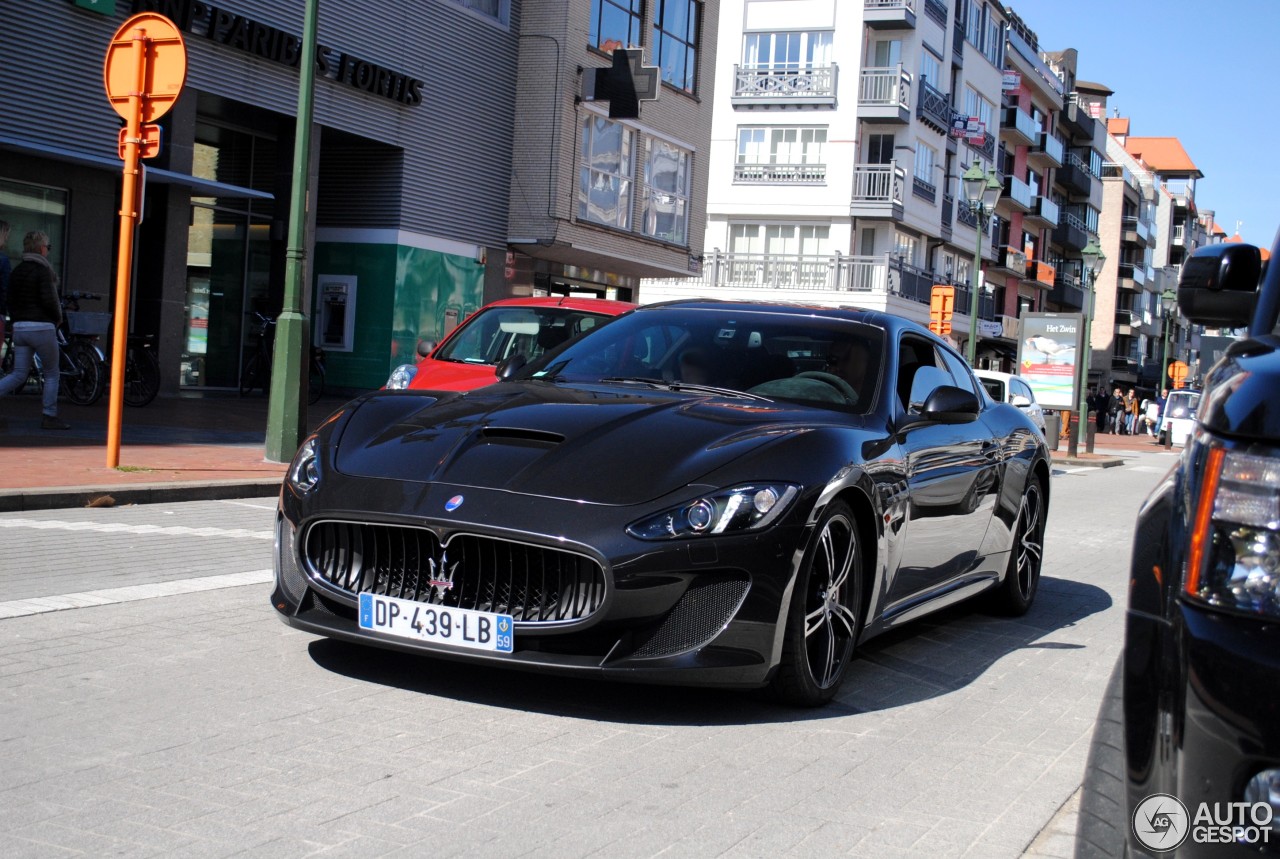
[289,438,321,493]
[386,364,417,390]
[1185,444,1280,617]
[627,484,800,540]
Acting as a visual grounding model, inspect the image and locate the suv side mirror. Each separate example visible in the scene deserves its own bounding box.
[1178,243,1261,328]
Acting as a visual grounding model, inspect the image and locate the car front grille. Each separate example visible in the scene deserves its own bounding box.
[302,520,607,623]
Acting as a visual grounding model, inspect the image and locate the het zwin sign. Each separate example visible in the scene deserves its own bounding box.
[131,0,423,106]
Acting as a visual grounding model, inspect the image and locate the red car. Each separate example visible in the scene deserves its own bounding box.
[385,296,634,391]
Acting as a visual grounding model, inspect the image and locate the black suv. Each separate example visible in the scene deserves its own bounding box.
[1124,238,1280,855]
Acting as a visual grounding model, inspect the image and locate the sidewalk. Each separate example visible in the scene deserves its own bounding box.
[0,390,350,511]
[1,390,1169,511]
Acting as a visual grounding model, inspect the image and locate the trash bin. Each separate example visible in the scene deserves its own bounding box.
[1044,412,1060,451]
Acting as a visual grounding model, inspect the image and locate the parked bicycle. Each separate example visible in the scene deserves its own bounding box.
[1,290,107,406]
[119,333,161,407]
[240,310,325,405]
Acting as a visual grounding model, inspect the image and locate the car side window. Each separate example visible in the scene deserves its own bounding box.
[897,335,949,413]
[1010,379,1034,403]
[938,348,978,396]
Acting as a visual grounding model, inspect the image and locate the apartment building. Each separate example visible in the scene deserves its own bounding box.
[641,0,1016,359]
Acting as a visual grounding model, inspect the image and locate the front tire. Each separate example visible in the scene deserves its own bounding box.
[992,476,1045,615]
[63,341,105,405]
[770,500,863,707]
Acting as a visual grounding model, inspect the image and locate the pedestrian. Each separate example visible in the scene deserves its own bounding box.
[1091,386,1110,432]
[0,220,12,355]
[1125,388,1139,434]
[0,230,71,429]
[1108,387,1125,434]
[1152,387,1169,438]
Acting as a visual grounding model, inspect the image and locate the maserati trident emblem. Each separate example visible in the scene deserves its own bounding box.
[426,550,459,598]
[445,494,464,511]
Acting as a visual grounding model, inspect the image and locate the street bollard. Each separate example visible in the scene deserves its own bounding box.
[1066,411,1079,458]
[1086,413,1097,454]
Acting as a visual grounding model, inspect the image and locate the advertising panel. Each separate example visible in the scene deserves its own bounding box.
[1017,313,1083,408]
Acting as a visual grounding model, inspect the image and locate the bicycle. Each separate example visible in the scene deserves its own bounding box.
[119,334,161,407]
[240,310,325,405]
[1,291,108,406]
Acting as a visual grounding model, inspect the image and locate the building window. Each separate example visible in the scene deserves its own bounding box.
[653,0,699,93]
[913,142,937,191]
[578,115,634,229]
[729,223,830,256]
[449,0,509,24]
[963,86,993,132]
[590,0,644,52]
[867,133,895,164]
[0,178,68,283]
[643,136,691,244]
[742,31,832,71]
[735,127,827,181]
[920,49,941,89]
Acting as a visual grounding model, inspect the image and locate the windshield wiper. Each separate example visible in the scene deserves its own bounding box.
[668,382,773,402]
[600,376,669,388]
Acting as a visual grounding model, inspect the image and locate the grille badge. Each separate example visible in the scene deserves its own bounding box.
[445,494,464,511]
[428,551,457,598]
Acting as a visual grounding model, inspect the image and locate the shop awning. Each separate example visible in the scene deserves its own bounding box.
[0,134,273,201]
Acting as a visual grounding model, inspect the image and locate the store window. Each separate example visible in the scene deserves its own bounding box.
[589,0,644,52]
[0,178,68,284]
[653,0,699,92]
[643,136,691,245]
[579,115,635,229]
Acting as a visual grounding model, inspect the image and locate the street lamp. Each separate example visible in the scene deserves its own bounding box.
[961,161,1003,367]
[1074,239,1106,450]
[1158,288,1177,391]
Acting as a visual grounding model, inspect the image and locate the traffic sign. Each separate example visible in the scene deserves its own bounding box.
[104,12,187,123]
[1169,360,1190,388]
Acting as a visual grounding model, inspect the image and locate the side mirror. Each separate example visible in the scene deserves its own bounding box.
[1010,395,1032,408]
[416,339,437,359]
[1178,243,1261,328]
[495,353,527,380]
[899,385,980,431]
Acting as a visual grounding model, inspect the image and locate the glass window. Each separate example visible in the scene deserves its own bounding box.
[737,127,826,165]
[450,0,508,23]
[578,115,634,229]
[913,143,937,187]
[920,50,941,88]
[0,178,68,284]
[867,133,895,164]
[940,347,978,394]
[873,39,901,68]
[654,0,699,93]
[729,224,830,256]
[643,136,691,245]
[589,0,644,52]
[742,31,832,70]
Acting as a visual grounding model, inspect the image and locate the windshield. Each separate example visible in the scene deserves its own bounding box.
[434,306,613,365]
[519,306,886,413]
[1165,391,1200,417]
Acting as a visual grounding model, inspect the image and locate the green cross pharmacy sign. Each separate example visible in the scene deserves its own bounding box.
[74,0,117,15]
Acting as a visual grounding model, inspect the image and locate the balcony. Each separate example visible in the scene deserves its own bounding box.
[732,64,838,106]
[999,175,1034,212]
[1056,152,1092,198]
[1060,95,1097,142]
[1026,260,1056,288]
[1118,262,1147,288]
[1172,224,1186,245]
[850,162,905,219]
[1051,211,1089,251]
[991,245,1028,278]
[1000,106,1038,146]
[952,16,964,65]
[1048,274,1084,310]
[1115,307,1142,332]
[1025,196,1059,229]
[923,0,947,26]
[734,162,826,184]
[966,130,995,162]
[1029,133,1064,168]
[859,66,911,123]
[954,196,991,236]
[916,78,951,134]
[941,193,954,240]
[864,0,917,29]
[1121,216,1152,247]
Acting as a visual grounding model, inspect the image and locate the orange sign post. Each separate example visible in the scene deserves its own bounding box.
[102,13,186,467]
[1169,360,1190,389]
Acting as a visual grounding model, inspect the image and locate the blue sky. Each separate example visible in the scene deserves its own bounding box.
[1009,0,1279,249]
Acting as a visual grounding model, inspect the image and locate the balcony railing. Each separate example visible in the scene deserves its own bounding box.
[860,65,911,110]
[941,193,954,231]
[968,130,995,162]
[1173,224,1186,244]
[1028,196,1059,228]
[1032,133,1064,167]
[954,197,992,236]
[1000,106,1039,145]
[851,162,906,217]
[1001,175,1034,211]
[923,0,947,26]
[1051,211,1089,251]
[864,0,917,28]
[733,64,838,101]
[912,175,937,202]
[1028,260,1056,287]
[1061,94,1097,142]
[917,78,951,132]
[664,253,996,318]
[1049,274,1084,310]
[1118,262,1147,286]
[734,162,827,184]
[1056,152,1092,198]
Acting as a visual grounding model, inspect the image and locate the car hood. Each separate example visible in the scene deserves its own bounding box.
[406,357,497,392]
[332,384,828,505]
[1199,335,1280,441]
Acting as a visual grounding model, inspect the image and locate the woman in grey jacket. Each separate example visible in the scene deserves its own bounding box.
[0,230,70,429]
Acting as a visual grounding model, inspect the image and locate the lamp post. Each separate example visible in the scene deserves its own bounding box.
[1158,288,1177,391]
[961,161,1003,367]
[1073,239,1106,452]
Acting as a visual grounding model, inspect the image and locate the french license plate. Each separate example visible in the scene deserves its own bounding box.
[358,593,513,654]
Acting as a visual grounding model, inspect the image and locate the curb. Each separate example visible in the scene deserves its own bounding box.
[1050,455,1126,468]
[0,479,283,513]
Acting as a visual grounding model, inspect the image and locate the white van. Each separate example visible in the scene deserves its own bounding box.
[1157,389,1201,446]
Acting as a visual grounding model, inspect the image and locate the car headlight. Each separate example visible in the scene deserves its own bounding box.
[627,484,800,540]
[1185,445,1280,617]
[289,438,321,493]
[385,364,417,390]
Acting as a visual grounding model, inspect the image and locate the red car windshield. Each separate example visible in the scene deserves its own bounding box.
[433,306,616,365]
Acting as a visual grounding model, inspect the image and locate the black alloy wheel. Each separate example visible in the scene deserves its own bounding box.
[992,477,1044,616]
[771,500,863,707]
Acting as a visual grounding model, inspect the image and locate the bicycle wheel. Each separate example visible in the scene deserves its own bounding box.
[63,341,105,405]
[239,353,263,397]
[123,343,161,407]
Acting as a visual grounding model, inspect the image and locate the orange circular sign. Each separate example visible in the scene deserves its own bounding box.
[104,13,187,123]
[1169,360,1190,385]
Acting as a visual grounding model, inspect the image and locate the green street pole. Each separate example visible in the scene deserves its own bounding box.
[967,212,983,368]
[266,0,318,463]
[1075,240,1104,451]
[1159,314,1170,392]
